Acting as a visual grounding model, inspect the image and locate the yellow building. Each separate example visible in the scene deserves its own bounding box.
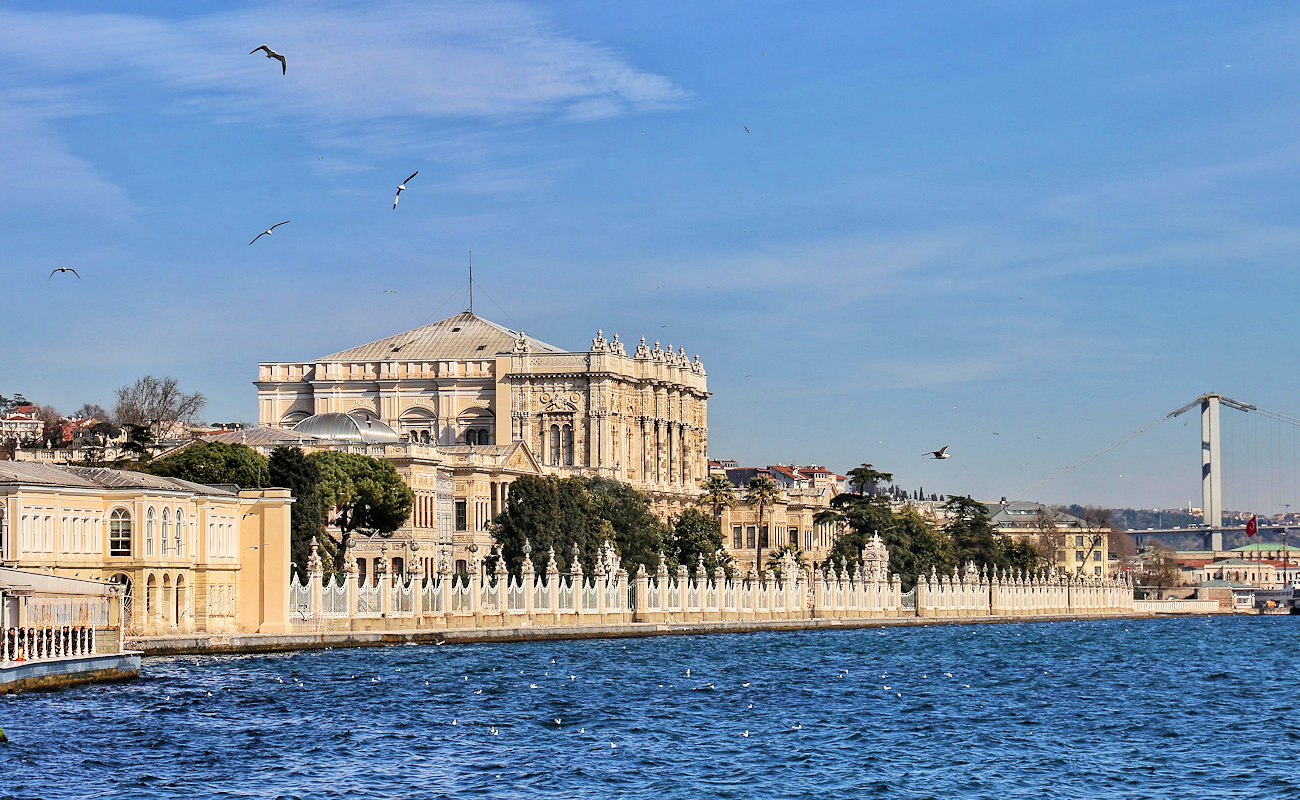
[986,500,1111,577]
[0,461,292,636]
[709,463,847,572]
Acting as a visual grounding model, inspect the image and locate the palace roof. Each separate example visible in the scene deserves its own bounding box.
[0,461,236,495]
[317,311,565,362]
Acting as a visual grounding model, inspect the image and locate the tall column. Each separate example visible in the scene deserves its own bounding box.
[1201,394,1223,548]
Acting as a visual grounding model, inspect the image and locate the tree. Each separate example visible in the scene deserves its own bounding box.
[37,405,62,446]
[765,543,808,579]
[847,463,893,497]
[490,474,603,576]
[944,495,1006,573]
[74,403,110,422]
[113,375,206,437]
[269,446,331,582]
[1033,507,1065,567]
[744,474,781,572]
[148,442,270,488]
[586,476,666,577]
[696,474,737,527]
[119,423,156,461]
[1073,506,1112,577]
[667,507,726,573]
[309,451,413,561]
[1136,543,1182,597]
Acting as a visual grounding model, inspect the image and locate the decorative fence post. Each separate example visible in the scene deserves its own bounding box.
[607,566,621,622]
[546,547,560,623]
[377,545,392,620]
[308,539,324,621]
[410,547,425,618]
[522,544,535,623]
[343,547,359,623]
[438,556,453,621]
[656,556,670,618]
[631,564,646,623]
[571,544,584,626]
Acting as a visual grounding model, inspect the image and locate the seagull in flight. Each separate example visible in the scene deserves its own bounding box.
[744,126,750,133]
[249,220,290,245]
[924,446,952,460]
[48,267,80,279]
[250,45,286,74]
[393,171,418,209]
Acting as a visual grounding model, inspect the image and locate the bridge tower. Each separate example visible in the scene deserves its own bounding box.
[1201,394,1223,550]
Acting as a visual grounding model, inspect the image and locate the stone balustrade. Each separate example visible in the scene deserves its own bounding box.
[288,535,1137,632]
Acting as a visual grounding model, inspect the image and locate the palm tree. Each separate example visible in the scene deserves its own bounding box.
[697,474,737,527]
[744,474,781,572]
[765,543,808,579]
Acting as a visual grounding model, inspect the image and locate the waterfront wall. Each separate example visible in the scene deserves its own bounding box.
[286,536,1135,633]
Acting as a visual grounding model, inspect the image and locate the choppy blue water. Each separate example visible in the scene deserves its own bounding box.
[2,616,1297,799]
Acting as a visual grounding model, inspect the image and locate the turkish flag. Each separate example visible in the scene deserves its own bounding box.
[1247,514,1258,537]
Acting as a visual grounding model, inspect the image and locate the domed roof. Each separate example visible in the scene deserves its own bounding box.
[292,412,401,444]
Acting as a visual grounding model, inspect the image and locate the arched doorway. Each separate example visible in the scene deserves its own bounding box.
[162,574,174,629]
[111,573,137,635]
[145,574,158,631]
[175,574,188,632]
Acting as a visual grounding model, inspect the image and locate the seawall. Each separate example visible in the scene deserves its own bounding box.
[125,610,1225,657]
[0,652,142,694]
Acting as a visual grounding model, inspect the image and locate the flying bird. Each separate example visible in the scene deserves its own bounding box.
[393,171,418,209]
[250,45,286,74]
[249,220,290,245]
[48,267,80,279]
[924,446,952,460]
[744,126,750,133]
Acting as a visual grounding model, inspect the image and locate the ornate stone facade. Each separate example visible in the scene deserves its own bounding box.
[256,312,709,503]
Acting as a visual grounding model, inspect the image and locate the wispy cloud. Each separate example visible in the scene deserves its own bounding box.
[0,2,689,129]
[0,90,138,219]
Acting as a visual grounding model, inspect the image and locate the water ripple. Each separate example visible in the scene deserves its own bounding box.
[1,617,1296,798]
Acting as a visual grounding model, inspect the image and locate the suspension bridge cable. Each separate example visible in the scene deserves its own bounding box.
[1008,410,1180,501]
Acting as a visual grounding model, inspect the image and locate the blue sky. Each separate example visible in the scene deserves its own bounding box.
[5,0,1300,512]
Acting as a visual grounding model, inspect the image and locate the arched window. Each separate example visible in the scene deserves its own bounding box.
[161,508,172,556]
[145,507,157,557]
[562,424,574,466]
[109,508,132,557]
[550,424,561,465]
[358,558,368,585]
[175,509,185,557]
[419,430,431,444]
[392,557,405,579]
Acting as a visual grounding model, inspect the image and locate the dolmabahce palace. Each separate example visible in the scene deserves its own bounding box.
[256,311,710,496]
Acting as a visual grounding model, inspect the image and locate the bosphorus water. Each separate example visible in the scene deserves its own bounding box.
[3,616,1298,799]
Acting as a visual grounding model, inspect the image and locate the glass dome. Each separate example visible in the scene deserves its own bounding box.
[291,412,402,444]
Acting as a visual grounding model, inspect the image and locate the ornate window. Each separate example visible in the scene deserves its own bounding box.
[109,508,132,557]
[145,507,156,557]
[550,425,561,465]
[562,424,573,466]
[161,508,172,556]
[175,509,185,557]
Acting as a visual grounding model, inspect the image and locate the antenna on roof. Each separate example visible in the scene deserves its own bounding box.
[468,251,474,315]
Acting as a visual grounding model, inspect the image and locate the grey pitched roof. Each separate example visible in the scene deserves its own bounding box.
[0,461,235,496]
[318,312,566,362]
[986,500,1085,528]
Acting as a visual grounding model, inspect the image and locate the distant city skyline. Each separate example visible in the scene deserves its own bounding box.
[6,1,1300,511]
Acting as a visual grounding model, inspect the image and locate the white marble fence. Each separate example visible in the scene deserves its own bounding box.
[289,534,1135,631]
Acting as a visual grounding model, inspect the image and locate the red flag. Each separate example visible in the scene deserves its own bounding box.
[1247,514,1258,537]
